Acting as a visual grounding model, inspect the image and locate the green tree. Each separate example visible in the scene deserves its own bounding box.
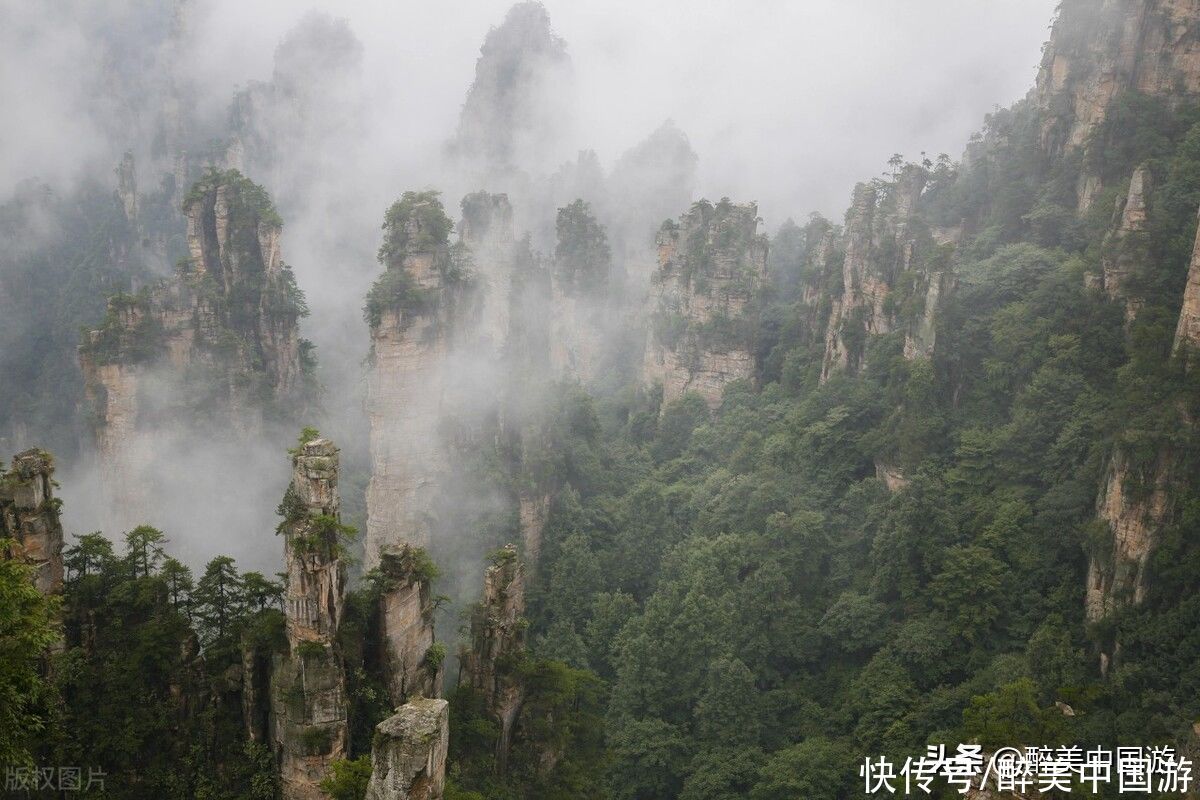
[123,524,168,578]
[0,545,59,766]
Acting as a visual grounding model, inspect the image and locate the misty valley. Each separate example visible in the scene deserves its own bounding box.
[6,1,1200,799]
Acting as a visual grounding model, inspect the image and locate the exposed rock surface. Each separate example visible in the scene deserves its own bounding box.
[271,437,349,800]
[1087,450,1173,625]
[79,170,309,524]
[378,545,442,705]
[447,1,572,180]
[0,449,64,595]
[460,544,527,773]
[819,167,932,381]
[365,698,449,800]
[1173,205,1200,357]
[550,199,615,383]
[460,191,517,350]
[643,199,768,408]
[365,194,471,568]
[1036,0,1200,209]
[1036,0,1200,154]
[1098,164,1153,321]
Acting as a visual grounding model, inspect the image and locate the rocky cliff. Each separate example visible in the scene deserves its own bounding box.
[270,437,350,800]
[643,199,769,408]
[460,544,527,773]
[550,199,615,383]
[1093,163,1153,322]
[377,545,442,705]
[460,191,517,351]
[365,698,449,800]
[1036,0,1200,209]
[446,1,572,180]
[1173,204,1200,357]
[79,169,310,523]
[817,165,945,381]
[0,449,64,596]
[1084,169,1200,638]
[365,192,474,568]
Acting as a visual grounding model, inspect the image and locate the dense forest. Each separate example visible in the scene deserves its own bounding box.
[6,1,1200,799]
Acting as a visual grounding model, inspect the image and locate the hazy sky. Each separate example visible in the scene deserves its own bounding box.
[193,0,1058,224]
[3,0,1058,225]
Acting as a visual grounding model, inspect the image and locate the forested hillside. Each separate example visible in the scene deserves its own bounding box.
[6,1,1200,799]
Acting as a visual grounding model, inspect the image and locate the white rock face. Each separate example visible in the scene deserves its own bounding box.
[366,698,449,800]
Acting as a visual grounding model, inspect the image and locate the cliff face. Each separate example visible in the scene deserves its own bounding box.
[365,698,449,800]
[817,166,941,381]
[550,199,615,383]
[1173,205,1200,355]
[1036,0,1200,208]
[79,170,310,523]
[1037,0,1200,152]
[1093,163,1153,322]
[644,200,769,408]
[460,191,518,351]
[378,546,442,705]
[1087,450,1172,628]
[271,438,349,800]
[1087,184,1200,633]
[460,544,526,773]
[365,193,473,568]
[0,449,64,595]
[447,1,572,179]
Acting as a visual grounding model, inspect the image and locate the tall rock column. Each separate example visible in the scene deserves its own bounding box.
[0,449,64,596]
[377,545,443,705]
[643,199,769,409]
[550,199,615,383]
[365,698,449,800]
[1095,164,1153,323]
[366,192,472,568]
[79,169,310,527]
[820,166,929,382]
[271,437,350,800]
[460,544,527,774]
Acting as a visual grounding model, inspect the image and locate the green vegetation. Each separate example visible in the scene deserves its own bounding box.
[184,168,283,228]
[77,289,167,366]
[555,199,612,294]
[0,540,60,767]
[363,265,431,327]
[377,190,453,266]
[320,755,372,800]
[365,191,474,328]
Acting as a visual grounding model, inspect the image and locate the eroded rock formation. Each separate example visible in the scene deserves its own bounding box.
[1087,450,1172,627]
[377,545,442,705]
[550,199,615,383]
[460,544,527,773]
[79,170,310,523]
[0,449,64,595]
[819,166,931,381]
[1096,164,1153,321]
[365,192,474,567]
[1173,205,1200,357]
[365,698,449,800]
[447,1,572,180]
[1036,0,1200,209]
[460,191,518,350]
[1085,194,1200,634]
[270,437,349,800]
[643,199,769,408]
